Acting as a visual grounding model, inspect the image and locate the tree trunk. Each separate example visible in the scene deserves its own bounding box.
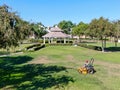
[110,36,113,43]
[114,37,118,47]
[104,36,106,48]
[101,38,104,52]
[115,41,117,47]
[79,35,81,43]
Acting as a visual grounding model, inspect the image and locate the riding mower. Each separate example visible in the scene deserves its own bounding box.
[78,58,95,74]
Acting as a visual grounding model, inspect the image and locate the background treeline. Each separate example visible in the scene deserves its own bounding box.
[0,4,120,52]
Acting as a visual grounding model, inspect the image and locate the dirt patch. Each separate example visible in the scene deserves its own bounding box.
[95,60,120,76]
[28,56,51,64]
[65,55,75,62]
[28,55,76,64]
[95,60,120,69]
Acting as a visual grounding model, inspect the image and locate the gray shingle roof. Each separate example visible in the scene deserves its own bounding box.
[42,32,69,38]
[42,26,69,38]
[50,27,62,32]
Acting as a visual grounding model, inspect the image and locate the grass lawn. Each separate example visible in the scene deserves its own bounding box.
[0,46,120,90]
[0,43,32,55]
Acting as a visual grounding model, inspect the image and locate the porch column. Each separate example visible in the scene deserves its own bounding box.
[64,38,66,44]
[51,38,53,43]
[48,38,50,43]
[43,37,45,44]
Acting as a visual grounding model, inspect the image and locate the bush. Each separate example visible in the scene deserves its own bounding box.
[78,43,102,51]
[104,47,120,51]
[34,44,45,51]
[78,43,87,47]
[29,39,39,43]
[0,51,10,55]
[48,43,73,46]
[28,39,49,44]
[26,43,41,50]
[23,43,45,52]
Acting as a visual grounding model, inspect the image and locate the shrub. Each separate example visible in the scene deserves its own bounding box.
[29,39,39,43]
[25,44,45,52]
[104,47,120,51]
[78,43,87,47]
[78,43,102,51]
[0,51,10,55]
[34,44,45,51]
[26,43,41,50]
[48,43,73,46]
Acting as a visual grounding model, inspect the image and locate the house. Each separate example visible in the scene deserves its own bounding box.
[42,26,70,44]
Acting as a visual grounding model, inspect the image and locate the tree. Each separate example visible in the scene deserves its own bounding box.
[89,17,113,51]
[0,4,31,50]
[30,22,47,39]
[15,19,31,41]
[58,20,75,34]
[0,5,17,49]
[72,22,88,42]
[113,20,120,47]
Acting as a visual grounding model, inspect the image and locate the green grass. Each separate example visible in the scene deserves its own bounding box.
[0,43,33,55]
[0,46,120,90]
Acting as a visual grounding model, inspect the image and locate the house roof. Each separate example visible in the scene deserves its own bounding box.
[42,26,69,38]
[49,26,62,32]
[42,32,69,38]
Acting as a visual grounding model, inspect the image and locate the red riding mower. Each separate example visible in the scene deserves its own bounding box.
[78,58,96,74]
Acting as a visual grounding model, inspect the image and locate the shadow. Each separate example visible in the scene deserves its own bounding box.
[0,56,33,88]
[81,41,97,43]
[19,64,67,75]
[0,64,74,90]
[105,47,120,52]
[0,56,33,65]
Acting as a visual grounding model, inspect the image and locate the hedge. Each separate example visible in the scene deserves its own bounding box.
[48,43,73,46]
[104,47,120,51]
[25,43,45,52]
[78,43,102,51]
[26,43,41,50]
[33,44,45,51]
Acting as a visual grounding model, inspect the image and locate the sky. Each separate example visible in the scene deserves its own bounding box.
[0,0,120,26]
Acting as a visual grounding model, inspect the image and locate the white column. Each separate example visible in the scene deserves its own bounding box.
[43,37,45,44]
[48,38,50,43]
[64,38,66,44]
[51,38,53,43]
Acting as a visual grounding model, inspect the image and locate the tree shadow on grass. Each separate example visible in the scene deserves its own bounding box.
[0,56,33,79]
[0,61,74,90]
[0,56,33,65]
[16,64,74,90]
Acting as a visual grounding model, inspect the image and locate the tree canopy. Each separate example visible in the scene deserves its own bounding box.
[0,5,31,49]
[72,22,88,42]
[88,17,114,50]
[0,4,120,51]
[58,20,75,34]
[30,23,47,39]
